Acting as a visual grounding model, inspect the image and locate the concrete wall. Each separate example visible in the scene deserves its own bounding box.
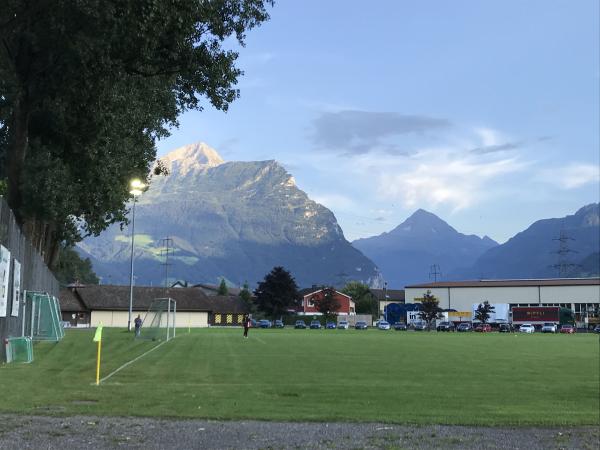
[90,310,208,328]
[405,285,600,312]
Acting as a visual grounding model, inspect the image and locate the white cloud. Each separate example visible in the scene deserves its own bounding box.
[537,163,600,189]
[475,127,503,146]
[310,193,358,211]
[376,149,527,211]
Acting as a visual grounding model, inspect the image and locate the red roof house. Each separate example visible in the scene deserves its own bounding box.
[300,288,355,315]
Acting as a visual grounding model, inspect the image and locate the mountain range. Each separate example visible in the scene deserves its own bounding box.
[352,209,499,288]
[354,204,599,287]
[77,143,382,288]
[450,203,599,280]
[78,142,599,290]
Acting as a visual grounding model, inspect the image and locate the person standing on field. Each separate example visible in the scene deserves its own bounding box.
[243,314,250,338]
[134,315,142,337]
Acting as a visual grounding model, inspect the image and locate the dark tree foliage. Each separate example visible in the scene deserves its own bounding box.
[217,278,228,296]
[474,301,496,324]
[254,266,299,319]
[418,290,442,330]
[0,0,273,266]
[53,244,99,286]
[342,281,377,315]
[239,281,255,313]
[314,287,341,321]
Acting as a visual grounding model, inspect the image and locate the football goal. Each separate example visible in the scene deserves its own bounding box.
[21,291,65,342]
[4,336,33,363]
[138,298,176,341]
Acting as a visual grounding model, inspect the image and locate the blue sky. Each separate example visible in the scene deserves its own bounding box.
[156,0,599,244]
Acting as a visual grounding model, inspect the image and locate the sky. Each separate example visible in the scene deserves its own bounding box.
[156,0,600,244]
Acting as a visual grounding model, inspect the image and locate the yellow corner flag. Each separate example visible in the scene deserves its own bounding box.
[93,324,103,342]
[94,324,103,385]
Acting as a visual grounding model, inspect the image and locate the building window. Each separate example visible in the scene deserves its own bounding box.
[215,314,222,324]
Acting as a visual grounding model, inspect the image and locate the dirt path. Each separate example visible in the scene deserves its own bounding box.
[0,415,597,449]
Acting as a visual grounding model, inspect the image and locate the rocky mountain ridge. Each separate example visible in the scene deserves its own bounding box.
[78,143,382,288]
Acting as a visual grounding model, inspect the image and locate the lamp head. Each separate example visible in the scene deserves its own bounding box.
[129,178,147,196]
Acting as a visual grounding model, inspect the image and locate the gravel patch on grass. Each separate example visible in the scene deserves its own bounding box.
[0,415,597,449]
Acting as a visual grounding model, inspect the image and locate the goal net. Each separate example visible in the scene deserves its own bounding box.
[138,298,176,341]
[22,291,65,342]
[4,337,33,363]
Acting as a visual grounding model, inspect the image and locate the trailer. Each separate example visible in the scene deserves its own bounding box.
[511,306,574,326]
[471,303,510,324]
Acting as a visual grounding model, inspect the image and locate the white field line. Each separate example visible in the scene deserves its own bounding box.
[99,339,170,384]
[252,335,267,344]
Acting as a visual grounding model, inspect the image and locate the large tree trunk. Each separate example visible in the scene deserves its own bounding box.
[22,217,60,269]
[6,96,29,225]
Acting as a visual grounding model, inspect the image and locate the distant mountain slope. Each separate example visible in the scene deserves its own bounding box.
[352,210,498,288]
[78,143,382,288]
[452,204,600,280]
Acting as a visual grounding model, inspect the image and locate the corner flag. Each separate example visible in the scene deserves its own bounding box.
[93,324,103,342]
[94,324,103,385]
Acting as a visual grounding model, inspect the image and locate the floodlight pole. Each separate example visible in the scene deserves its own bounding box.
[128,196,137,332]
[127,179,146,332]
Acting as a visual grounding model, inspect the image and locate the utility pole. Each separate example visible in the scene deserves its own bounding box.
[160,237,174,289]
[429,264,442,282]
[550,230,579,277]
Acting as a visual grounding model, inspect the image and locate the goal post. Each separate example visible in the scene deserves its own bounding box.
[138,298,176,341]
[21,291,65,342]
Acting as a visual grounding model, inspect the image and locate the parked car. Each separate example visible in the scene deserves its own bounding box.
[274,319,284,328]
[456,322,473,332]
[594,325,600,334]
[474,323,492,332]
[436,321,455,332]
[337,321,349,329]
[541,322,557,333]
[258,319,272,328]
[310,320,322,329]
[519,324,535,333]
[394,322,407,331]
[559,324,576,334]
[498,323,513,333]
[325,321,336,329]
[294,320,307,329]
[355,321,368,330]
[250,319,258,328]
[377,320,391,330]
[413,322,428,331]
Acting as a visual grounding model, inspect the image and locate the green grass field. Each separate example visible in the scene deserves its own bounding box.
[0,328,598,426]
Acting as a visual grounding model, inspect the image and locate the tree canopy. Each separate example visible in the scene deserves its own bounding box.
[418,290,442,330]
[217,278,229,296]
[314,287,341,321]
[254,266,299,319]
[0,0,273,266]
[342,281,377,315]
[474,301,495,324]
[53,244,99,286]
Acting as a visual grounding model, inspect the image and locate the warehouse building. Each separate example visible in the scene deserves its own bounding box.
[405,278,600,327]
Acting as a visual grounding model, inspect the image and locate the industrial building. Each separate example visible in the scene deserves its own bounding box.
[404,278,600,327]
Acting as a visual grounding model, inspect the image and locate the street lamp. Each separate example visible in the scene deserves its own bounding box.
[128,178,146,332]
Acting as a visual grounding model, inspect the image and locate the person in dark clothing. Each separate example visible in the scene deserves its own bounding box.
[134,315,142,337]
[243,314,250,338]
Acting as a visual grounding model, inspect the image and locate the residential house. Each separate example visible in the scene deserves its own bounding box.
[59,284,249,328]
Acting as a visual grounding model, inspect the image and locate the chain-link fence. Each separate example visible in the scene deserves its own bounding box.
[0,197,59,361]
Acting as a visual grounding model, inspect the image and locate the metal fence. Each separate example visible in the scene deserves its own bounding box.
[0,197,59,360]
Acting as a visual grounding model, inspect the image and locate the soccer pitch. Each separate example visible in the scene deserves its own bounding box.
[0,328,598,426]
